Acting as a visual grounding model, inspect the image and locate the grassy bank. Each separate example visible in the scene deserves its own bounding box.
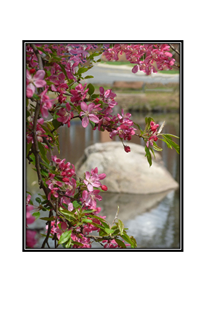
[94,82,179,112]
[48,82,180,113]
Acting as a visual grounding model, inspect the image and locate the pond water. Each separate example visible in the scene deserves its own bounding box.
[26,111,181,250]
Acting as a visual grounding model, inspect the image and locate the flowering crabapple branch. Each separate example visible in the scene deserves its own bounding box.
[26,43,179,249]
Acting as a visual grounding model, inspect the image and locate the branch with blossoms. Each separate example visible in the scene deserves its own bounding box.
[26,43,180,249]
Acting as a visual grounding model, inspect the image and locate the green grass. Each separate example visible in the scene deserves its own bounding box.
[99,60,132,66]
[158,70,179,74]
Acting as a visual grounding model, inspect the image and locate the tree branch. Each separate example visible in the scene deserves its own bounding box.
[169,44,180,55]
[41,210,53,248]
[30,44,44,69]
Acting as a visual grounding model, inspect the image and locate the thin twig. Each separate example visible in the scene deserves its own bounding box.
[169,44,180,55]
[41,210,53,248]
[30,44,44,69]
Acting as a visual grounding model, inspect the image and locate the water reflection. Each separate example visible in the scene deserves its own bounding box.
[26,112,180,249]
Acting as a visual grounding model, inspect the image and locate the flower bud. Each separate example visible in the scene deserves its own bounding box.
[101,185,108,191]
[29,68,36,74]
[124,145,131,153]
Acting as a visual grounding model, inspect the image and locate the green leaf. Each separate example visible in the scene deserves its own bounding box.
[82,218,93,224]
[159,138,172,149]
[150,147,156,158]
[82,209,96,214]
[58,230,72,245]
[115,238,126,248]
[35,46,48,55]
[59,210,77,221]
[110,229,120,236]
[89,120,96,128]
[40,216,55,221]
[26,142,32,157]
[120,233,136,248]
[78,67,89,75]
[72,241,84,247]
[145,146,152,166]
[29,154,36,165]
[52,119,61,130]
[84,75,94,79]
[58,62,69,80]
[129,236,137,248]
[87,83,95,95]
[32,212,40,219]
[35,197,41,204]
[88,215,109,228]
[145,116,154,127]
[39,161,52,170]
[72,201,80,208]
[161,135,180,154]
[38,142,49,164]
[153,142,163,152]
[118,219,124,235]
[104,228,115,234]
[65,237,72,248]
[161,133,179,139]
[133,122,142,131]
[91,222,106,232]
[33,93,40,100]
[91,94,100,99]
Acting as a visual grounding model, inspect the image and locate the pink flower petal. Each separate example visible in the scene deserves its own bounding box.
[82,116,89,128]
[33,70,45,80]
[34,79,46,88]
[26,87,34,98]
[81,102,88,112]
[132,65,139,73]
[89,114,99,123]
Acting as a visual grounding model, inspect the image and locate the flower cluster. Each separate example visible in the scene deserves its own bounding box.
[44,159,111,248]
[46,156,76,210]
[70,83,89,104]
[26,43,176,249]
[27,117,51,147]
[146,121,159,148]
[103,44,175,75]
[26,195,37,248]
[56,102,74,127]
[80,101,100,128]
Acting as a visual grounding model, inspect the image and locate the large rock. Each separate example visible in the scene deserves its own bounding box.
[75,142,179,194]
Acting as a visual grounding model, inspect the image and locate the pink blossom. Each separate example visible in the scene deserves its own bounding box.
[26,195,36,225]
[80,102,100,128]
[60,196,74,212]
[99,87,117,108]
[150,121,159,133]
[54,221,68,239]
[64,178,76,197]
[84,168,106,192]
[70,83,89,103]
[26,195,37,248]
[81,189,102,209]
[26,69,46,98]
[40,88,54,118]
[48,185,59,200]
[146,135,158,148]
[56,103,73,127]
[26,229,37,248]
